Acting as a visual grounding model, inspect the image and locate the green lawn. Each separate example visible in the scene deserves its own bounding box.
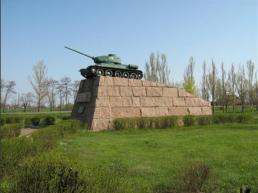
[53,123,258,191]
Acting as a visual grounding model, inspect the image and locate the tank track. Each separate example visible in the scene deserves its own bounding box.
[80,66,143,80]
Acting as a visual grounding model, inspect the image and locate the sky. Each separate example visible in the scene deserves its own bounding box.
[1,0,258,93]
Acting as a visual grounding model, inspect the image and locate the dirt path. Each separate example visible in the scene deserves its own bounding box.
[20,128,38,137]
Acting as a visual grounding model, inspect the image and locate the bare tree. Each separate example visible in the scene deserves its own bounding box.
[60,77,72,106]
[228,64,236,112]
[21,92,34,112]
[1,80,16,112]
[72,80,80,102]
[144,52,171,84]
[201,61,209,100]
[254,72,258,111]
[207,60,217,113]
[30,61,48,112]
[246,60,255,109]
[56,83,65,111]
[183,56,196,95]
[221,63,226,112]
[45,78,58,111]
[236,65,248,112]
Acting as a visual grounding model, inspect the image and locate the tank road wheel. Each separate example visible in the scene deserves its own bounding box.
[129,73,137,79]
[137,73,143,79]
[105,69,113,76]
[122,72,129,78]
[115,71,122,77]
[90,67,96,75]
[96,69,104,76]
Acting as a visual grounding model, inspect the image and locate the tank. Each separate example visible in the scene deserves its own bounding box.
[65,46,143,79]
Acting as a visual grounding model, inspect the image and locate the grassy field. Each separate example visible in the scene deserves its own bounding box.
[52,123,258,192]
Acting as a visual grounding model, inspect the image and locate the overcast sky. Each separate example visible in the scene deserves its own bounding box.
[1,0,257,93]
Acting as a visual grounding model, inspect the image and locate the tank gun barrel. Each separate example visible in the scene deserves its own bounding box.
[64,46,95,60]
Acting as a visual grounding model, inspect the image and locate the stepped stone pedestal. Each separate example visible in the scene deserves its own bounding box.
[72,76,211,131]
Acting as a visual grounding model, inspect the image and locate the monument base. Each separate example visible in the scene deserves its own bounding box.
[72,76,211,131]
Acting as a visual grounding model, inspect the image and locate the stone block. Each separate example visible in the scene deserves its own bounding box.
[109,97,123,107]
[146,87,163,96]
[97,87,120,97]
[91,119,110,131]
[142,80,157,87]
[94,107,111,119]
[129,79,142,87]
[188,107,202,115]
[173,97,185,106]
[153,97,173,107]
[113,77,128,86]
[122,97,133,106]
[120,87,133,96]
[168,107,189,115]
[141,107,156,117]
[163,87,178,97]
[178,89,194,97]
[132,87,146,96]
[202,107,212,115]
[111,107,141,117]
[185,98,203,107]
[97,76,113,86]
[94,97,109,107]
[155,107,169,116]
[141,97,155,107]
[132,97,141,106]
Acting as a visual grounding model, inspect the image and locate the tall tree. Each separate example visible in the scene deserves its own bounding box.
[60,77,72,106]
[201,61,209,100]
[246,60,255,109]
[228,64,236,112]
[236,65,248,112]
[221,63,226,112]
[207,60,217,113]
[30,61,48,112]
[56,83,65,111]
[183,56,196,95]
[21,92,34,112]
[72,80,80,102]
[45,78,58,111]
[144,52,171,84]
[1,80,16,112]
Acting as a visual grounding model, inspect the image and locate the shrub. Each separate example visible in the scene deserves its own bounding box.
[197,116,212,125]
[13,155,87,193]
[235,114,252,123]
[0,123,23,139]
[0,117,6,126]
[5,117,16,124]
[176,161,218,193]
[30,117,40,126]
[43,116,55,125]
[113,116,178,130]
[24,118,32,127]
[183,115,196,126]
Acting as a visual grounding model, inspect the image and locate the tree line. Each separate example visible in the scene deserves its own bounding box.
[145,52,257,113]
[1,61,80,112]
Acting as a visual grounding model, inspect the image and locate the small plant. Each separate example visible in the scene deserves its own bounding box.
[31,117,40,126]
[5,117,16,124]
[197,115,212,125]
[0,117,6,126]
[183,115,196,126]
[43,116,56,125]
[0,123,23,139]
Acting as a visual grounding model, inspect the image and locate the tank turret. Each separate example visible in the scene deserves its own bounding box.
[65,46,143,79]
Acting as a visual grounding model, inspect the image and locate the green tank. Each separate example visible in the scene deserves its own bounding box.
[65,46,143,79]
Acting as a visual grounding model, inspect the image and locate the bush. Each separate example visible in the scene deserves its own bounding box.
[24,118,32,127]
[0,123,23,139]
[113,116,178,130]
[197,116,212,125]
[30,117,40,126]
[235,114,252,123]
[183,115,196,126]
[0,117,6,126]
[176,161,218,193]
[13,155,87,193]
[5,117,16,124]
[43,116,55,125]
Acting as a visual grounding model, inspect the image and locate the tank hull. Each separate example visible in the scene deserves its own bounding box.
[80,64,143,79]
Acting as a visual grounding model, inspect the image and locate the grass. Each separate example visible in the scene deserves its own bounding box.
[53,123,258,191]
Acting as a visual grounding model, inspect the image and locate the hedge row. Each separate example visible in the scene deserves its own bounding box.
[113,113,253,130]
[0,119,86,179]
[0,114,70,126]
